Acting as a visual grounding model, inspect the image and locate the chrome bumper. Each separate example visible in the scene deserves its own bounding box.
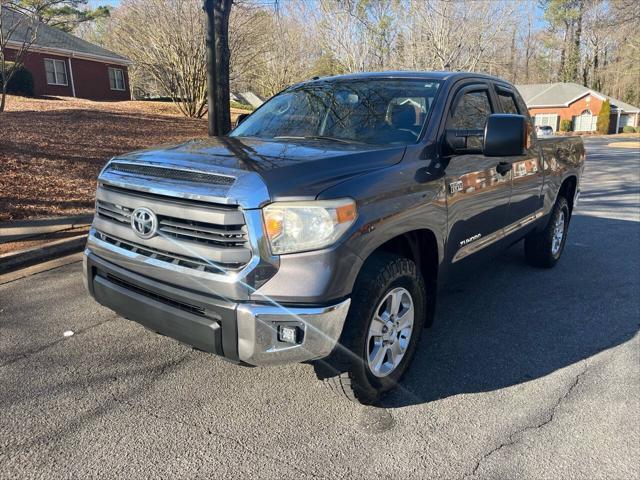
[237,300,351,366]
[84,249,350,366]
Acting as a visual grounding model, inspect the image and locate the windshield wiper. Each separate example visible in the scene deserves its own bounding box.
[273,135,357,144]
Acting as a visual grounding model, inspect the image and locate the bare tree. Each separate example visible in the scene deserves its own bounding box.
[399,0,517,73]
[252,3,318,96]
[103,0,208,118]
[0,3,39,112]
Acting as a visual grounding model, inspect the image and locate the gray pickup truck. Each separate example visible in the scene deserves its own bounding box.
[84,71,585,404]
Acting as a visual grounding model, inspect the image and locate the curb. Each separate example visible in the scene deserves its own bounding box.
[0,234,87,274]
[0,252,84,285]
[0,215,93,244]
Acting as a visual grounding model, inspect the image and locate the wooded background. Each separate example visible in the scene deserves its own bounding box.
[65,0,640,117]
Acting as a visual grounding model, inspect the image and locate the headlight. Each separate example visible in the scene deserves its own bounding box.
[262,199,357,254]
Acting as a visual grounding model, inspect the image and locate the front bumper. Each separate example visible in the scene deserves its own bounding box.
[84,251,350,366]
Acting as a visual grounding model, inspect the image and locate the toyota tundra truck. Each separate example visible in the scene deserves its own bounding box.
[84,71,585,404]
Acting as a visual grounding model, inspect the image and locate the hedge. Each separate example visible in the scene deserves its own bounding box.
[0,65,34,97]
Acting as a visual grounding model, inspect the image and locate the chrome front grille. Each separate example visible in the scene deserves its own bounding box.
[96,200,247,248]
[93,185,252,268]
[96,200,132,224]
[95,231,227,274]
[158,219,245,247]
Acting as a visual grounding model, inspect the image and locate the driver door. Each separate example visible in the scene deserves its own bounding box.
[442,83,513,266]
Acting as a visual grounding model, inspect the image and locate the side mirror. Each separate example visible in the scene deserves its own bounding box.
[234,113,250,128]
[483,114,526,156]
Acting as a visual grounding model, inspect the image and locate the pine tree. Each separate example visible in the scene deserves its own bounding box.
[597,99,611,135]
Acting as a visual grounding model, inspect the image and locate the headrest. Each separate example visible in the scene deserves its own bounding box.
[391,104,416,129]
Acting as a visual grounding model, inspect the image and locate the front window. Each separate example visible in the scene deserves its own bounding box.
[108,67,125,91]
[230,79,442,145]
[44,59,67,86]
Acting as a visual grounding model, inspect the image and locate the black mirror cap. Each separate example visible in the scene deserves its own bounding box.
[483,114,526,157]
[234,113,250,128]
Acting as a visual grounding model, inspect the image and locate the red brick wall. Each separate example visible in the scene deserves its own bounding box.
[527,93,620,132]
[528,93,604,121]
[71,57,130,101]
[4,47,130,101]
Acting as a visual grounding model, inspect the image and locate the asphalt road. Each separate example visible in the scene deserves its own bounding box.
[1,138,638,479]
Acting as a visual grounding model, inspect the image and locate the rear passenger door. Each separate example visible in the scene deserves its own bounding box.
[494,84,544,228]
[442,83,512,265]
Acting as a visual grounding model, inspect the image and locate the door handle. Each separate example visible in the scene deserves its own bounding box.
[496,162,511,176]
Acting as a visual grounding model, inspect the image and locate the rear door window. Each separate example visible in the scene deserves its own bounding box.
[447,89,493,150]
[496,88,519,114]
[447,90,493,130]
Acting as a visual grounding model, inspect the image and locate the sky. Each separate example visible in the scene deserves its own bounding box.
[88,0,548,31]
[89,0,120,7]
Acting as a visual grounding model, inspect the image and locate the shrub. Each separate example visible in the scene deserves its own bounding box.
[597,99,611,134]
[636,126,640,133]
[622,125,636,133]
[560,119,572,132]
[0,65,35,97]
[230,100,254,111]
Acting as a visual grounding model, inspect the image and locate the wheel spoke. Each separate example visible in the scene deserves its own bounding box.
[391,339,404,357]
[396,303,414,330]
[390,289,403,316]
[369,316,385,336]
[370,343,388,372]
[386,343,397,367]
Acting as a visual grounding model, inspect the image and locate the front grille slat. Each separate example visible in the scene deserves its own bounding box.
[96,231,236,272]
[158,225,245,245]
[158,219,244,237]
[97,205,131,224]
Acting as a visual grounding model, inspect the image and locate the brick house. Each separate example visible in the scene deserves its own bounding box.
[2,7,131,101]
[516,82,640,133]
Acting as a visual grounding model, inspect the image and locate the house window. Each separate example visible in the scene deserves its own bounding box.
[573,110,597,132]
[44,59,68,86]
[108,68,125,91]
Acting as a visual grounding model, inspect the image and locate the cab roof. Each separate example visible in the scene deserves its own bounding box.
[302,70,509,84]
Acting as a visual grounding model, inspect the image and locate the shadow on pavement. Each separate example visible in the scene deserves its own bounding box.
[384,213,640,408]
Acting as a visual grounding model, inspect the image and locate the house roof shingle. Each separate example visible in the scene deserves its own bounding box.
[516,82,640,113]
[1,7,129,64]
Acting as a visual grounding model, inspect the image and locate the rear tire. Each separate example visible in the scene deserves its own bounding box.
[525,196,570,268]
[314,253,426,405]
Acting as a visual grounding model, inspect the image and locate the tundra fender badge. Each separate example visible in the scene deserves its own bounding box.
[449,180,463,194]
[460,233,481,247]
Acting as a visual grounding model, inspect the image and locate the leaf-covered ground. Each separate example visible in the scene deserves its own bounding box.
[0,95,218,221]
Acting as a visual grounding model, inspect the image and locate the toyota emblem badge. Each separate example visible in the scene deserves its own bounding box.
[131,207,158,239]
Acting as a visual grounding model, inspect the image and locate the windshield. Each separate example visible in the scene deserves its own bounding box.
[230,79,442,146]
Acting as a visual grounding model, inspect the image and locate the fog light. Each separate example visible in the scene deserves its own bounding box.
[278,325,300,344]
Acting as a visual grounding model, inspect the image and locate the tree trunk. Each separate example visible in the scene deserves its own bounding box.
[592,47,601,91]
[204,0,233,136]
[570,0,583,83]
[0,87,6,113]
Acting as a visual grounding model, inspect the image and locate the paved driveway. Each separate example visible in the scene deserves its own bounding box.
[1,138,638,479]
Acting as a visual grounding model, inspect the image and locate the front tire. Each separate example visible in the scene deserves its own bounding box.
[525,196,570,268]
[314,253,426,404]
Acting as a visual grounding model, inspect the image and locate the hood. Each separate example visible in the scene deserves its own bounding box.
[114,136,406,200]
